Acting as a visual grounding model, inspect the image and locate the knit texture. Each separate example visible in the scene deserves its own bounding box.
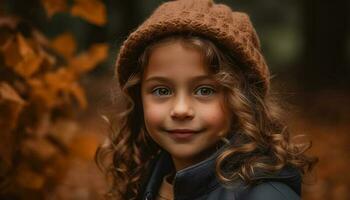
[115,0,270,94]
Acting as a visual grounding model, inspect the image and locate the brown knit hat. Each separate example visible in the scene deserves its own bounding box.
[115,0,270,94]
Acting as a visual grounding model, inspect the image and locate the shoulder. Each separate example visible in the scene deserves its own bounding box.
[241,181,300,200]
[205,181,299,200]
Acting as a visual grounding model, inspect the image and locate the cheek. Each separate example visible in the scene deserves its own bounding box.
[142,98,167,129]
[198,101,230,129]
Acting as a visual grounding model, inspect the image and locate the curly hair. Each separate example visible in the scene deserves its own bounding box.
[95,34,317,199]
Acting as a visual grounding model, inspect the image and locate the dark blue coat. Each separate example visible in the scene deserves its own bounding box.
[139,140,301,200]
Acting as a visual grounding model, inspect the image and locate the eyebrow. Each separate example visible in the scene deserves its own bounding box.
[144,75,213,84]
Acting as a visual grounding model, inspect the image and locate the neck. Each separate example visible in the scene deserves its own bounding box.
[171,144,220,172]
[171,157,195,172]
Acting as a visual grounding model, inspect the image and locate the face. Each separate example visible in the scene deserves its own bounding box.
[141,41,232,170]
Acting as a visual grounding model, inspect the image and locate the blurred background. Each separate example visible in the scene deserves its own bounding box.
[0,0,349,199]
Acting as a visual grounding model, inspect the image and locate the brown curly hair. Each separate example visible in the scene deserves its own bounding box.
[95,34,317,199]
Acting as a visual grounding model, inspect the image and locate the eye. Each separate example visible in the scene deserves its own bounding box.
[152,87,171,96]
[195,86,216,96]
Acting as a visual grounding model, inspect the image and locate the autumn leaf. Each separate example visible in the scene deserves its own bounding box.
[0,82,25,131]
[0,2,109,197]
[28,78,58,109]
[0,82,25,104]
[28,67,72,109]
[70,0,107,26]
[69,82,87,109]
[28,67,87,109]
[16,164,46,190]
[44,68,87,109]
[37,44,57,68]
[1,33,44,78]
[49,120,79,149]
[15,54,44,78]
[88,43,109,63]
[68,43,108,74]
[31,29,51,48]
[1,35,21,67]
[17,33,35,57]
[41,0,68,18]
[21,137,59,161]
[51,32,76,59]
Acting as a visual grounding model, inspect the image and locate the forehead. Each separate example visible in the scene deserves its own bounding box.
[142,42,211,80]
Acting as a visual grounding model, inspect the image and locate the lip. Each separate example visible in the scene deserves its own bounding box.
[168,129,199,133]
[167,129,200,140]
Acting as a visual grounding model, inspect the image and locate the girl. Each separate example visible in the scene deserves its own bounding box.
[96,0,317,199]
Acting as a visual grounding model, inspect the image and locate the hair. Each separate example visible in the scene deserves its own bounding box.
[95,34,318,199]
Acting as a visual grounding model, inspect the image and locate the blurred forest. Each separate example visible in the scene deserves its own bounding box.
[0,0,349,200]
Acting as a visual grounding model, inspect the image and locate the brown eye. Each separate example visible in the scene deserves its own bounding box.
[195,86,215,96]
[152,87,171,96]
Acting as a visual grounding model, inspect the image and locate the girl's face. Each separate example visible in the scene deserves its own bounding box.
[141,41,232,171]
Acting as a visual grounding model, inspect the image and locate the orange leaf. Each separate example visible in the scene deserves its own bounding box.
[2,34,44,78]
[88,43,109,63]
[17,33,35,57]
[69,82,87,109]
[0,82,25,131]
[1,36,21,67]
[16,34,44,77]
[28,70,70,109]
[51,32,76,59]
[15,53,44,78]
[22,137,59,161]
[0,82,25,104]
[70,0,107,26]
[68,43,108,74]
[43,67,75,107]
[31,29,51,48]
[28,78,57,109]
[44,67,75,91]
[68,53,93,74]
[38,44,57,68]
[28,67,87,109]
[16,165,45,190]
[41,0,68,18]
[49,120,79,149]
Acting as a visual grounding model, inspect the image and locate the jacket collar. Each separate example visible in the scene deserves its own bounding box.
[141,135,302,199]
[143,150,223,200]
[173,146,224,199]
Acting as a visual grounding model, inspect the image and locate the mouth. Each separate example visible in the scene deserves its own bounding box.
[167,129,200,134]
[166,129,201,140]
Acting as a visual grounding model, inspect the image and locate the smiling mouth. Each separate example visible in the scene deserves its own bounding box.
[167,129,200,134]
[166,129,201,140]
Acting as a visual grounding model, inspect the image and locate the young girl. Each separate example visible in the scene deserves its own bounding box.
[96,0,317,199]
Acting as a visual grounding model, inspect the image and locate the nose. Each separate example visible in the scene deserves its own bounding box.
[170,93,194,120]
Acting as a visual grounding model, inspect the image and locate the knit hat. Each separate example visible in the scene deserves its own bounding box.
[115,0,270,94]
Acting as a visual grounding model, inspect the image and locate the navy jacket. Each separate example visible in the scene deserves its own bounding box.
[139,141,301,200]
